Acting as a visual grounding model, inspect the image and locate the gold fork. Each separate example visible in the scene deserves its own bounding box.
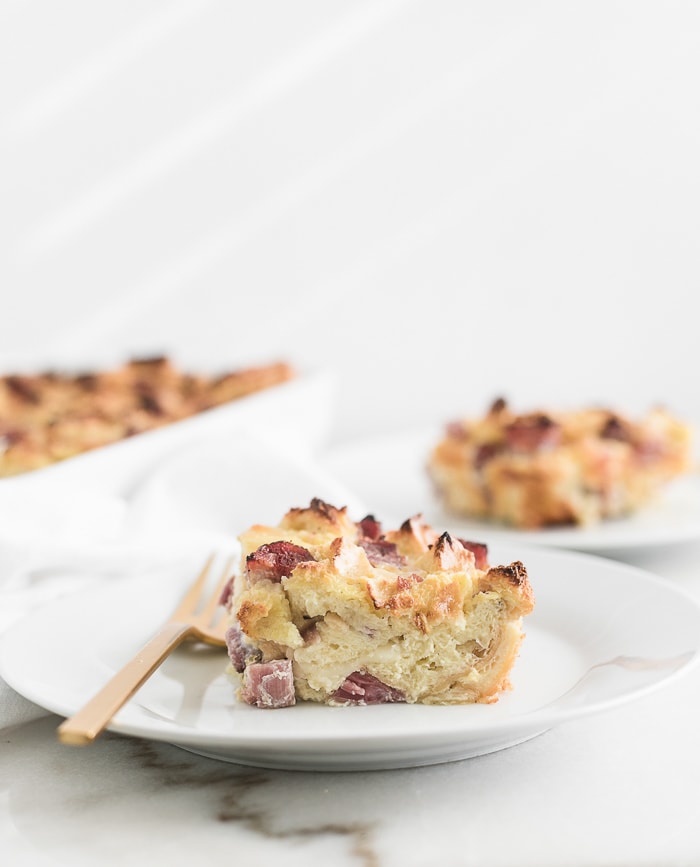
[57,554,233,746]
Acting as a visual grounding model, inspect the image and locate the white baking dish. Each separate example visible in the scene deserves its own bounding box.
[0,368,335,500]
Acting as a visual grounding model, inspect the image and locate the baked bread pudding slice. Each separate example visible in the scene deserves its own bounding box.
[428,398,693,529]
[222,498,534,708]
[0,356,294,477]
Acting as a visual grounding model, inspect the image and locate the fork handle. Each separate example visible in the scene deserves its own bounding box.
[57,621,193,746]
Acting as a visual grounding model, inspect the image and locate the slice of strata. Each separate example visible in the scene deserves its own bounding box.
[428,398,693,529]
[223,498,534,708]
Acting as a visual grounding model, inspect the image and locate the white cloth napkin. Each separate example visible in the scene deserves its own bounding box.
[0,430,366,730]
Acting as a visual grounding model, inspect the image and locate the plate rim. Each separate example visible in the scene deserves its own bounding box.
[2,544,700,762]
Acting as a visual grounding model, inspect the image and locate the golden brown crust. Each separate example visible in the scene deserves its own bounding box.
[227,499,534,707]
[477,561,535,618]
[428,399,693,528]
[0,358,295,478]
[281,498,356,537]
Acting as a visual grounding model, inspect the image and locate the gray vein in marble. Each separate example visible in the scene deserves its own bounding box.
[126,737,380,867]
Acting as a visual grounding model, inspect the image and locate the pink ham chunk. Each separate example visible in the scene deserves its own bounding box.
[218,575,235,608]
[505,414,561,453]
[245,541,316,583]
[225,624,260,673]
[599,415,631,443]
[457,539,489,570]
[240,659,296,708]
[475,441,505,468]
[358,538,406,568]
[331,671,405,705]
[357,516,406,568]
[357,514,383,540]
[445,420,470,441]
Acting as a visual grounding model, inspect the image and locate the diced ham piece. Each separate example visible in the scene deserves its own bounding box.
[600,415,631,442]
[357,516,407,567]
[505,414,561,453]
[0,422,24,446]
[225,624,260,673]
[240,659,296,708]
[331,671,405,705]
[446,420,469,441]
[457,539,489,570]
[634,439,666,465]
[357,515,382,540]
[358,538,406,568]
[246,541,316,583]
[218,575,235,608]
[5,376,39,404]
[475,442,505,468]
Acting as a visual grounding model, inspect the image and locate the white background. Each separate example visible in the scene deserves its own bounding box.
[1,1,698,443]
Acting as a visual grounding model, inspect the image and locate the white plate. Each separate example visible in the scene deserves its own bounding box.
[2,546,699,771]
[322,428,700,552]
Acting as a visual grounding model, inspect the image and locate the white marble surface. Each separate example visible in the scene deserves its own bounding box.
[3,2,700,863]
